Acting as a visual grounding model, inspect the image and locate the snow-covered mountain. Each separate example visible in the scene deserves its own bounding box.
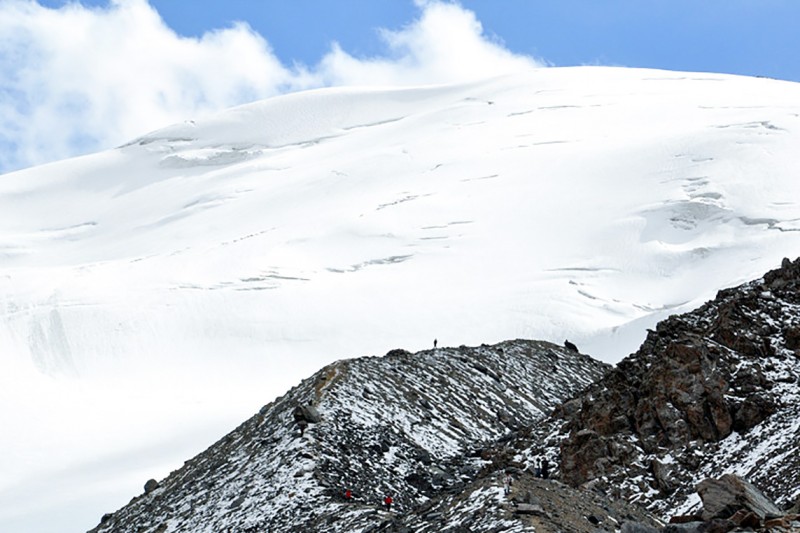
[2,66,800,532]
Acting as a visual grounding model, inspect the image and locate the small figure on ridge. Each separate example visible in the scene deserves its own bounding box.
[564,339,578,353]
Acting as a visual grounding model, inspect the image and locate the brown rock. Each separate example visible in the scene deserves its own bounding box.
[729,509,761,528]
[732,394,777,433]
[764,516,793,529]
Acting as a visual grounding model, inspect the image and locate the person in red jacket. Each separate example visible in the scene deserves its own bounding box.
[383,495,393,511]
[344,489,352,501]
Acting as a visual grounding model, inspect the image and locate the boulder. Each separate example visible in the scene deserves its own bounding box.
[696,473,782,521]
[514,503,546,516]
[293,404,321,424]
[144,479,159,494]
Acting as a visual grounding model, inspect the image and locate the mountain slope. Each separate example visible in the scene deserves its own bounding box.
[3,66,800,532]
[88,340,613,532]
[547,257,800,517]
[90,259,800,532]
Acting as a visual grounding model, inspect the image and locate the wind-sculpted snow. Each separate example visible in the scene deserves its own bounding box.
[88,340,609,532]
[4,66,800,531]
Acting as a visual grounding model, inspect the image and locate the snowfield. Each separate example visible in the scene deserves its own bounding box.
[1,66,800,532]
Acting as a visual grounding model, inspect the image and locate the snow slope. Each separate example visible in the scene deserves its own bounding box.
[1,66,800,532]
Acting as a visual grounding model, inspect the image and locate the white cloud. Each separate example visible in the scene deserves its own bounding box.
[316,1,542,86]
[0,0,543,173]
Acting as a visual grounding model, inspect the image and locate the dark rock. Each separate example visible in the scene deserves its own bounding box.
[784,325,800,350]
[404,472,433,495]
[564,340,579,352]
[729,509,761,528]
[144,479,159,494]
[292,404,321,424]
[229,495,246,509]
[731,394,777,432]
[669,514,703,524]
[415,449,432,465]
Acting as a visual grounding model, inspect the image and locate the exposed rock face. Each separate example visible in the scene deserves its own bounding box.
[553,257,800,516]
[696,474,782,521]
[89,340,613,533]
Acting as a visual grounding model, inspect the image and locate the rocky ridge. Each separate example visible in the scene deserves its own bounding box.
[89,258,800,532]
[548,257,800,517]
[89,340,613,532]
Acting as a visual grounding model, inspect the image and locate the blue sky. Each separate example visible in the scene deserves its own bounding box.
[38,0,800,81]
[3,0,800,173]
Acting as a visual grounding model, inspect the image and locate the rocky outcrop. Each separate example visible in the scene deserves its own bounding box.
[628,474,799,533]
[552,257,800,516]
[696,474,782,521]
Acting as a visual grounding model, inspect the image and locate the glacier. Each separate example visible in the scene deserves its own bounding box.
[1,66,800,532]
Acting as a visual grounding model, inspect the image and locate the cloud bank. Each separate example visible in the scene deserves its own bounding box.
[0,0,542,174]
